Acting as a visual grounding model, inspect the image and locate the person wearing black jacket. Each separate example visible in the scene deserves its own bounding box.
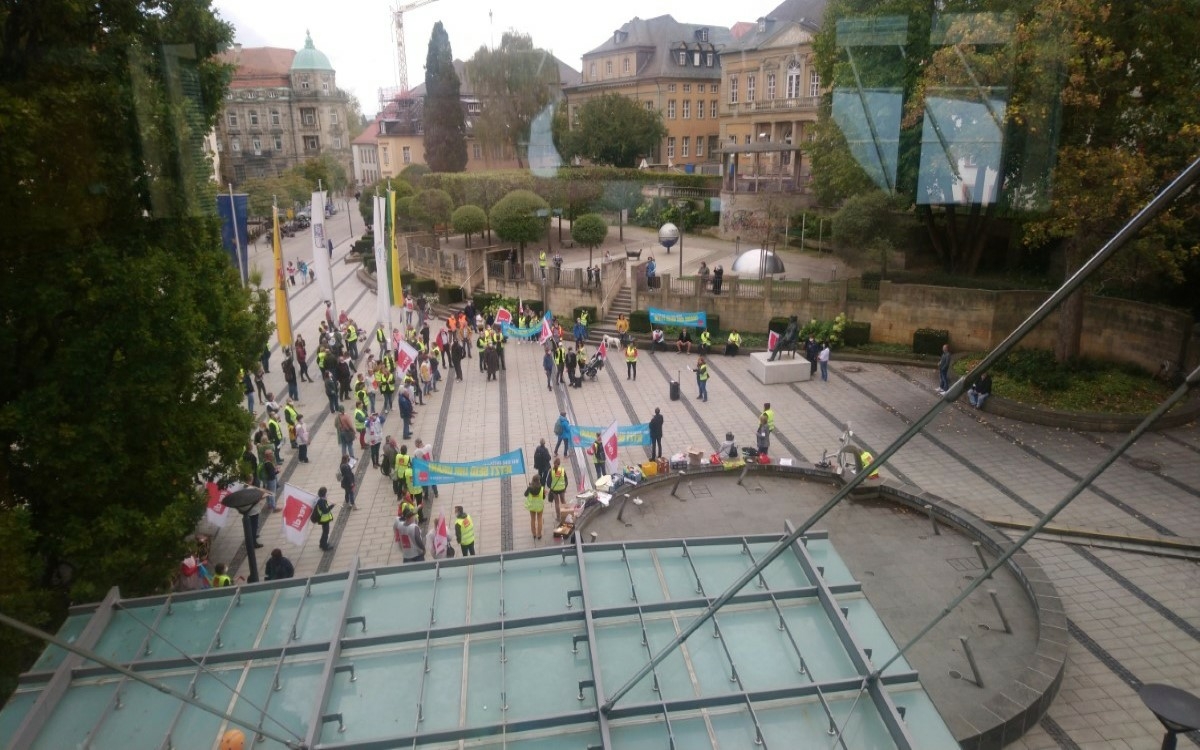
[649,408,665,460]
[533,439,552,488]
[264,549,294,580]
[804,335,821,377]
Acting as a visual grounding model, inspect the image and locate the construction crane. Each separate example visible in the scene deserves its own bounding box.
[392,0,440,93]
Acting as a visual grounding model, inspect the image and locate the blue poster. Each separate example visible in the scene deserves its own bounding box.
[568,424,650,448]
[500,322,542,338]
[412,448,526,486]
[215,193,249,282]
[649,307,707,328]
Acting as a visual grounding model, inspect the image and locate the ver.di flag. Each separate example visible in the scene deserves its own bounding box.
[395,340,419,373]
[601,420,621,475]
[280,484,318,546]
[494,307,513,324]
[768,330,780,352]
[538,316,553,343]
[431,511,450,559]
[205,481,241,528]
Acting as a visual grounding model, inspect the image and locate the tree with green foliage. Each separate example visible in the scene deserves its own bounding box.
[0,0,270,695]
[557,93,667,168]
[452,205,488,247]
[411,188,455,234]
[401,163,431,189]
[467,32,561,169]
[357,179,415,226]
[490,189,549,263]
[299,153,348,193]
[423,22,467,172]
[571,213,609,266]
[831,190,898,250]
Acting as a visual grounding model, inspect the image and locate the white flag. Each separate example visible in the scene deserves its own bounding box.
[395,340,419,373]
[374,195,390,332]
[601,420,621,475]
[312,191,338,322]
[280,483,318,547]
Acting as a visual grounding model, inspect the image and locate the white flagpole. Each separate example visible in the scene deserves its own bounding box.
[312,189,338,322]
[374,195,391,333]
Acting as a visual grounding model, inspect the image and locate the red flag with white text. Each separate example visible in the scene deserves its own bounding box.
[597,339,608,360]
[395,340,418,373]
[601,420,621,475]
[539,317,553,343]
[495,307,512,324]
[768,330,779,352]
[205,482,237,528]
[280,484,317,546]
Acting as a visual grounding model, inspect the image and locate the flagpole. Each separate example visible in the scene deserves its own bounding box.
[229,183,246,287]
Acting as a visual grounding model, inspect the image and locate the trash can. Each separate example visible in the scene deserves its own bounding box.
[670,375,680,401]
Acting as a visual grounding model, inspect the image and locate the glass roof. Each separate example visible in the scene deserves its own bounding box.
[1,533,957,749]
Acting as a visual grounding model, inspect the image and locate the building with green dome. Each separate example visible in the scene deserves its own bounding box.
[214,32,354,190]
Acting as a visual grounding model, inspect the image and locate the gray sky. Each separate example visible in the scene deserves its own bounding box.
[212,0,743,113]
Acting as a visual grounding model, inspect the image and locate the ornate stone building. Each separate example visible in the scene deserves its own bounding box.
[214,33,354,186]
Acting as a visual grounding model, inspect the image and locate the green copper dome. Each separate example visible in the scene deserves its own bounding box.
[291,31,333,72]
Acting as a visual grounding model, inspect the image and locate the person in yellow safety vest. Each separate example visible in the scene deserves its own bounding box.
[211,563,232,587]
[266,415,284,457]
[354,375,367,408]
[353,403,368,449]
[283,402,300,448]
[376,325,388,356]
[477,329,488,372]
[549,458,569,520]
[859,450,880,479]
[699,329,712,355]
[404,465,424,517]
[493,326,506,371]
[761,402,776,433]
[379,370,396,413]
[394,448,411,496]
[579,310,589,327]
[694,356,709,402]
[382,352,396,373]
[454,506,476,556]
[523,475,546,540]
[314,488,336,551]
[625,342,639,381]
[539,249,547,279]
[554,344,566,384]
[316,349,328,372]
[725,330,742,356]
[346,323,359,359]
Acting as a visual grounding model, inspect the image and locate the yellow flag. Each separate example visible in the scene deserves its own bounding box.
[272,206,293,348]
[389,189,403,306]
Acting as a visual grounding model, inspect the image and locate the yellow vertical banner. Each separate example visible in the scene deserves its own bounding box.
[389,189,403,306]
[272,206,294,348]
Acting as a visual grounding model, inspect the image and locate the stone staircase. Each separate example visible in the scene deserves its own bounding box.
[590,285,632,342]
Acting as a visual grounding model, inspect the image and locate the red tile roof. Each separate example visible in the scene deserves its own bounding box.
[218,46,296,88]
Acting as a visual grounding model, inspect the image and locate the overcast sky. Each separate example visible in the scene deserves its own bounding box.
[211,0,745,113]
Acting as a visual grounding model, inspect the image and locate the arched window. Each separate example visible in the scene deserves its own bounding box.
[786,59,802,99]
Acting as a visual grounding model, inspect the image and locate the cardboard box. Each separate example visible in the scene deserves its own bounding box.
[687,448,704,466]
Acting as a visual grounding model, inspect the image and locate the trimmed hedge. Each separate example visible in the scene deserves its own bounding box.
[843,321,871,347]
[703,313,720,334]
[629,310,651,333]
[472,292,500,312]
[439,285,464,304]
[411,277,438,295]
[913,328,949,355]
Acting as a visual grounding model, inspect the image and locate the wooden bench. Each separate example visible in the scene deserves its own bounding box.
[626,248,643,260]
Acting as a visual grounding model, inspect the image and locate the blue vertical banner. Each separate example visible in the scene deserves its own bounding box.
[215,193,249,282]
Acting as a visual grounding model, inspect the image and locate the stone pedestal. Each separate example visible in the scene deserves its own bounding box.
[749,351,811,385]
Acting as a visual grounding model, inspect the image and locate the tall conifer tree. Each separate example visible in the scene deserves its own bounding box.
[423,22,468,173]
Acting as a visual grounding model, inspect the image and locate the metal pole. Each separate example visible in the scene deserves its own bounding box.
[599,155,1200,715]
[228,183,245,287]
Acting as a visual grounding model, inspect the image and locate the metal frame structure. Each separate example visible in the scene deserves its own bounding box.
[3,532,951,749]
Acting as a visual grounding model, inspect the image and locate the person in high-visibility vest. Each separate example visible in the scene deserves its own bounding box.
[211,563,232,587]
[725,330,742,356]
[693,356,709,402]
[699,329,712,355]
[762,403,776,433]
[859,451,880,479]
[376,325,388,356]
[346,322,359,359]
[353,402,368,449]
[454,506,476,556]
[314,487,336,551]
[625,342,638,381]
[539,249,548,279]
[549,457,569,521]
[524,475,547,540]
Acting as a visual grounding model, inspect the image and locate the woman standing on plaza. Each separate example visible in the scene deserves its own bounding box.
[524,475,546,540]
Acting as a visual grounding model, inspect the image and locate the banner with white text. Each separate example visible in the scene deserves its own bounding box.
[412,448,527,486]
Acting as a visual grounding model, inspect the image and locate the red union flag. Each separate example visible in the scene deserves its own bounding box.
[281,484,318,547]
[768,330,780,352]
[597,339,608,360]
[205,481,236,528]
[601,420,620,475]
[395,340,418,373]
[495,307,513,324]
[539,317,553,343]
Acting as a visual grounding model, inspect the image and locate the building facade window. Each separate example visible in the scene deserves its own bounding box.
[304,136,319,151]
[227,112,238,127]
[589,62,596,80]
[300,75,310,90]
[402,146,411,164]
[745,135,751,144]
[810,70,821,97]
[644,101,653,110]
[682,100,690,119]
[667,137,675,160]
[605,60,612,76]
[729,75,738,103]
[683,83,691,93]
[706,53,714,66]
[270,109,280,126]
[251,137,262,153]
[693,51,701,66]
[331,111,339,125]
[301,108,316,126]
[682,136,690,157]
[473,143,482,159]
[711,100,718,118]
[668,83,676,93]
[711,83,719,93]
[231,137,240,152]
[747,74,756,102]
[697,100,704,119]
[249,110,259,126]
[678,50,687,65]
[667,99,675,119]
[623,57,630,74]
[696,137,703,157]
[787,60,802,99]
[767,73,776,99]
[322,81,330,92]
[382,147,389,166]
[273,135,283,150]
[333,137,342,149]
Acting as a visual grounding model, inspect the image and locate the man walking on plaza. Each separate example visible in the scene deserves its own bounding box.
[937,344,951,394]
[534,438,552,488]
[314,488,335,551]
[553,411,571,456]
[455,506,476,556]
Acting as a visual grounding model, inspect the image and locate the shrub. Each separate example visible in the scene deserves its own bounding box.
[451,205,487,242]
[473,292,500,311]
[801,313,848,347]
[571,213,608,251]
[843,321,871,347]
[410,277,438,295]
[629,310,651,333]
[703,313,720,336]
[912,328,949,356]
[439,285,464,304]
[363,254,376,274]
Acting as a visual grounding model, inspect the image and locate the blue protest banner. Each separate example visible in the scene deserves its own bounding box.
[568,424,650,447]
[500,322,542,338]
[648,307,707,328]
[412,448,527,486]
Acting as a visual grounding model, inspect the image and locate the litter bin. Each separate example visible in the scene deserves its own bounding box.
[670,373,680,401]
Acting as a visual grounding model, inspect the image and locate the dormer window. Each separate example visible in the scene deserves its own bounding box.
[696,28,709,43]
[678,50,687,65]
[693,51,701,66]
[613,30,627,44]
[706,52,714,67]
[758,18,768,33]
